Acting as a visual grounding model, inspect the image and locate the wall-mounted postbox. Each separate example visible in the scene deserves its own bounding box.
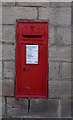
[16,22,48,98]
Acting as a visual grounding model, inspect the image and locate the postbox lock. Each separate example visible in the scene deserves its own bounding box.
[22,67,26,71]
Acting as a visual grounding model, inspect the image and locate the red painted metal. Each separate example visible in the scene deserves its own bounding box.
[16,22,48,98]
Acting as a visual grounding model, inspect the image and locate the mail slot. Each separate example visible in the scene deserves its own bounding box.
[16,22,48,98]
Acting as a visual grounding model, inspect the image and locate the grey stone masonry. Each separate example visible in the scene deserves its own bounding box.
[49,62,60,79]
[53,26,71,45]
[7,98,28,117]
[2,2,71,119]
[62,62,71,79]
[2,1,15,6]
[2,79,14,96]
[39,7,71,26]
[15,2,71,7]
[0,61,2,79]
[2,25,15,43]
[2,6,37,24]
[29,99,59,118]
[2,44,15,60]
[2,97,6,117]
[49,80,71,98]
[60,98,71,117]
[4,61,15,79]
[0,43,2,60]
[49,46,71,62]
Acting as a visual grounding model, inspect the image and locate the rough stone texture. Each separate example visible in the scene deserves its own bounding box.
[54,26,71,45]
[0,25,2,41]
[15,2,51,7]
[0,2,2,6]
[39,7,55,25]
[30,99,59,117]
[0,80,2,96]
[2,2,71,118]
[49,24,54,45]
[39,7,71,26]
[4,61,15,79]
[61,98,71,117]
[0,43,2,60]
[0,61,2,79]
[60,46,71,62]
[49,62,59,79]
[71,98,73,117]
[2,2,15,6]
[2,44,15,60]
[2,25,15,43]
[2,6,37,24]
[0,97,2,119]
[0,5,2,25]
[2,79,14,96]
[2,0,15,3]
[62,62,71,79]
[50,2,71,7]
[2,97,6,117]
[15,2,71,7]
[49,81,71,98]
[7,98,27,117]
[49,46,71,62]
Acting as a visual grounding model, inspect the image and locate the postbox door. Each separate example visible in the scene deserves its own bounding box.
[19,43,48,98]
[16,22,48,98]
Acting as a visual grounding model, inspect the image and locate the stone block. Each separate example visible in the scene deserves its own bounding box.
[71,98,73,117]
[15,2,71,8]
[49,25,54,45]
[0,2,2,6]
[62,62,71,79]
[15,0,50,2]
[15,2,51,7]
[54,26,71,45]
[71,81,73,98]
[0,61,2,79]
[0,21,2,38]
[4,61,15,79]
[0,43,2,60]
[61,98,71,117]
[2,25,15,43]
[2,0,15,3]
[60,46,71,62]
[49,46,61,61]
[2,44,15,60]
[7,98,27,117]
[2,79,14,96]
[2,6,37,24]
[0,6,2,25]
[50,2,71,8]
[39,7,55,25]
[55,7,71,26]
[2,2,15,6]
[49,80,71,98]
[0,97,2,119]
[0,80,2,96]
[49,62,59,79]
[39,7,71,26]
[2,97,6,117]
[49,46,71,62]
[30,99,59,117]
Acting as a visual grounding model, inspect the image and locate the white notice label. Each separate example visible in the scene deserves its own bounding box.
[26,45,38,64]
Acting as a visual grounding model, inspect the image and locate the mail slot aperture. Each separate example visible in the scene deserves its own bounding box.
[22,35,42,38]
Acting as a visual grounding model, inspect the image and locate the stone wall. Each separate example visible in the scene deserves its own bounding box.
[2,2,72,118]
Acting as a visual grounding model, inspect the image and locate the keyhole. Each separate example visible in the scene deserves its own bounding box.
[22,67,26,71]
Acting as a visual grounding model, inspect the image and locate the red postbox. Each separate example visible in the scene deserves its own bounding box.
[16,22,48,98]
